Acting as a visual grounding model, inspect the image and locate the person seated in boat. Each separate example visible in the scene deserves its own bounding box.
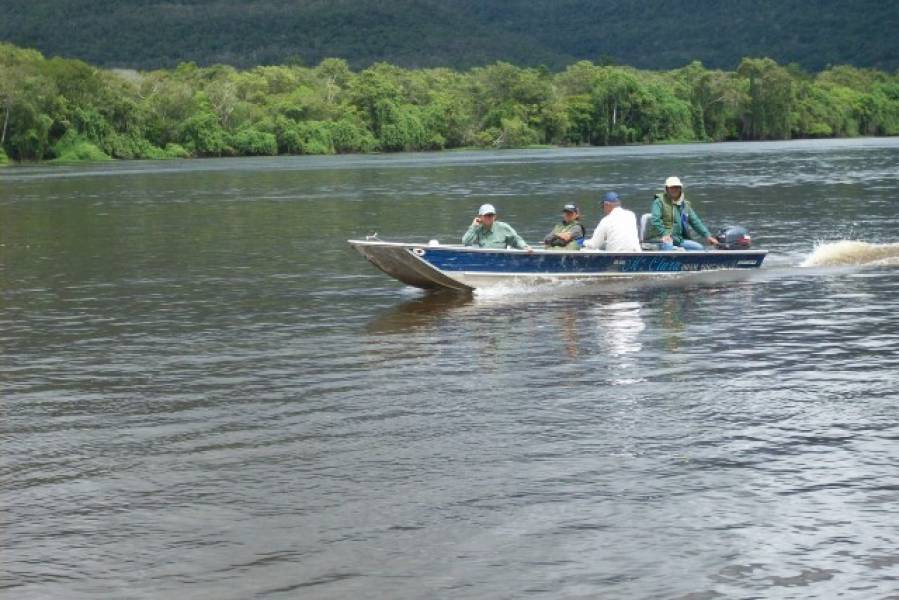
[543,204,586,250]
[462,204,531,250]
[647,176,719,251]
[583,192,642,252]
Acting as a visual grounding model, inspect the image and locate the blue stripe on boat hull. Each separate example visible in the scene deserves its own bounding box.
[418,248,765,274]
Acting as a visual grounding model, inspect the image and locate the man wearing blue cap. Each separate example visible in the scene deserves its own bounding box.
[543,203,586,250]
[583,192,641,252]
[462,203,531,250]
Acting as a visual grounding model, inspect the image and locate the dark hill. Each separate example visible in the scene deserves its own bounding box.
[2,0,897,71]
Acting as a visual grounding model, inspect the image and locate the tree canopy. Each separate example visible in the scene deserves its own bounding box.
[1,43,898,162]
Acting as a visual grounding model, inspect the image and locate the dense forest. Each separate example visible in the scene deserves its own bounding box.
[1,42,898,164]
[1,0,897,72]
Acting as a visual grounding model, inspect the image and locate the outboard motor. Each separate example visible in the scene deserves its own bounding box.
[715,225,752,250]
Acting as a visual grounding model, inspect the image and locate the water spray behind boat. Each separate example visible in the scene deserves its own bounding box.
[801,240,899,267]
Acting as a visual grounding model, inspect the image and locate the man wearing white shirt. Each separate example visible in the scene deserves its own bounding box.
[583,192,641,252]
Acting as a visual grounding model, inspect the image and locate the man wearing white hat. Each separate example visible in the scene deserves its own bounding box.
[647,176,718,251]
[462,203,531,250]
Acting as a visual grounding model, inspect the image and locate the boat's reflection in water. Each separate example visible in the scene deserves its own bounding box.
[366,269,756,338]
[365,291,475,335]
[365,281,711,376]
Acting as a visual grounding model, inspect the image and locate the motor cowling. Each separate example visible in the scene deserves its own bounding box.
[715,225,752,250]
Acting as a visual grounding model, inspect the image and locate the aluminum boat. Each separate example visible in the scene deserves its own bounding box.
[349,239,768,291]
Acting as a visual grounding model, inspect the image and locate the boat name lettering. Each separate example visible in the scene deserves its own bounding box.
[622,256,682,272]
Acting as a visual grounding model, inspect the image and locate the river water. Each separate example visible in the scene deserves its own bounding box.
[2,139,898,599]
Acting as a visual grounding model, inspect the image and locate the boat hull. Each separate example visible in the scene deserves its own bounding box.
[349,240,768,291]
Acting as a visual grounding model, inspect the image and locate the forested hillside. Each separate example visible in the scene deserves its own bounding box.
[1,0,897,72]
[2,43,898,164]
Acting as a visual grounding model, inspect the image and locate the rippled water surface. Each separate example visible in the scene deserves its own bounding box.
[2,139,898,599]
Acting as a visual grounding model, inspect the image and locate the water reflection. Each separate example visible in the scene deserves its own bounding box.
[589,300,647,385]
[367,288,637,369]
[657,291,692,352]
[366,291,473,334]
[592,300,645,357]
[364,290,531,373]
[648,285,744,352]
[560,308,580,359]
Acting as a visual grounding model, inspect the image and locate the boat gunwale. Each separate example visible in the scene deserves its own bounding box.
[348,239,769,257]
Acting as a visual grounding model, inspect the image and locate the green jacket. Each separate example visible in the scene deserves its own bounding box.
[648,192,711,245]
[462,220,528,249]
[544,220,586,250]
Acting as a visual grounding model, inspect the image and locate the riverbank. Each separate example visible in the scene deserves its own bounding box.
[7,136,899,168]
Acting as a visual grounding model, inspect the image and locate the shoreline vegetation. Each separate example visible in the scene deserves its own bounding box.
[1,43,898,165]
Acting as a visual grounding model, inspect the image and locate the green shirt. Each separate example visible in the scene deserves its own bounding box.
[462,221,528,249]
[648,192,711,245]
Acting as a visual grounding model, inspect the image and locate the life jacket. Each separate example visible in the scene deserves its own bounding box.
[655,193,694,241]
[544,220,585,248]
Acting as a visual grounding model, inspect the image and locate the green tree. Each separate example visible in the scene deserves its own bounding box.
[176,94,228,156]
[329,113,378,153]
[674,61,745,141]
[590,68,647,144]
[228,127,278,155]
[349,63,404,139]
[737,58,794,140]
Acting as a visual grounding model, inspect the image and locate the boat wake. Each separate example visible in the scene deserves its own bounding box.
[800,240,899,268]
[473,279,584,301]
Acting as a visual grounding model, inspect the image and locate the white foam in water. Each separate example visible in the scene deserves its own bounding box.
[800,240,899,268]
[473,279,579,300]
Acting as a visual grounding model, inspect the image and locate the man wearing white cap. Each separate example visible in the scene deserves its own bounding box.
[647,176,718,251]
[462,203,531,250]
